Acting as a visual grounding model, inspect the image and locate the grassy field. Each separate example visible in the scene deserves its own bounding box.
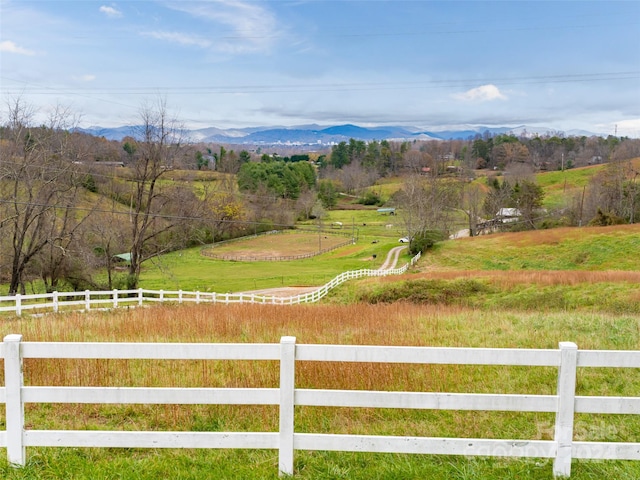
[2,169,640,478]
[299,209,403,240]
[6,208,637,296]
[1,302,638,479]
[536,165,605,209]
[202,232,351,259]
[332,224,640,316]
[420,224,640,271]
[138,234,406,292]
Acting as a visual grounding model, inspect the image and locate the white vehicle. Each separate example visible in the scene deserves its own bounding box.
[398,237,410,243]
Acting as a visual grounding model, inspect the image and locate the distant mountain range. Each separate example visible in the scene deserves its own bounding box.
[76,124,600,145]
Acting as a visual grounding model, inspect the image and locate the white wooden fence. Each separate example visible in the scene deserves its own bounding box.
[2,334,639,477]
[0,252,420,316]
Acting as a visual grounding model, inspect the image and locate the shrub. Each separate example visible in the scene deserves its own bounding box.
[359,279,492,305]
[357,191,382,206]
[588,208,627,226]
[409,229,447,255]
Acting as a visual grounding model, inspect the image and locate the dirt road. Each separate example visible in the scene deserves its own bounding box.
[241,245,408,297]
[377,245,408,270]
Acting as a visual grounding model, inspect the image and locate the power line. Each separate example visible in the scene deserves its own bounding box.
[0,159,306,203]
[0,198,393,238]
[0,197,268,227]
[2,72,639,96]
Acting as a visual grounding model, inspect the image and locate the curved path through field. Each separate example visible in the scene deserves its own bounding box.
[377,245,407,271]
[243,245,408,297]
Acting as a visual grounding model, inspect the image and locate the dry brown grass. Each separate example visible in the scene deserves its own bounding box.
[1,302,638,439]
[469,223,640,248]
[202,232,349,259]
[376,269,640,287]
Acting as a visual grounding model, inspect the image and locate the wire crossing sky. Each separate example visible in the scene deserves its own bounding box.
[1,0,639,136]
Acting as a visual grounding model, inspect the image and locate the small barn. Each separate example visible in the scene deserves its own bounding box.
[377,208,396,215]
[495,208,521,223]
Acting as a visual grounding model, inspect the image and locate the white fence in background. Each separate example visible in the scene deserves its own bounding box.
[0,252,421,316]
[2,335,639,477]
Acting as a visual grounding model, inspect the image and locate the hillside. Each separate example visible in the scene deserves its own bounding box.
[422,224,640,271]
[337,224,640,315]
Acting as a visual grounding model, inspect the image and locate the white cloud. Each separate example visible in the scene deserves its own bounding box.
[165,0,280,54]
[142,31,212,49]
[99,5,122,18]
[0,40,36,56]
[452,84,507,102]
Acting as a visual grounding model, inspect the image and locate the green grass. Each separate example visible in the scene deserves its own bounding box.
[420,225,640,271]
[312,209,403,239]
[537,166,604,209]
[348,277,640,316]
[3,450,639,479]
[1,303,639,479]
[138,240,407,292]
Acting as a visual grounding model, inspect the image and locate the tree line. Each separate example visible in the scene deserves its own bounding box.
[2,97,639,294]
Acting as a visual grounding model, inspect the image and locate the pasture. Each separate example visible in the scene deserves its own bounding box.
[202,231,351,260]
[2,203,640,478]
[338,224,640,316]
[1,302,639,479]
[419,224,640,272]
[138,234,405,293]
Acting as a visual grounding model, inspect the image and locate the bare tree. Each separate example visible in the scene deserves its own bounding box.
[461,182,485,236]
[0,98,91,294]
[395,174,461,240]
[336,160,378,194]
[295,186,317,220]
[85,209,129,290]
[504,162,535,185]
[581,159,639,224]
[126,98,186,287]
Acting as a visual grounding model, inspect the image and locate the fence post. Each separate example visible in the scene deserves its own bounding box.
[196,291,200,304]
[53,291,59,313]
[113,289,118,308]
[553,341,578,478]
[279,336,296,476]
[138,288,143,306]
[85,290,91,311]
[15,294,21,317]
[179,290,183,304]
[4,334,25,466]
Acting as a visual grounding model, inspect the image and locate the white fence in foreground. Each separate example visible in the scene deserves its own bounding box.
[0,253,421,316]
[2,334,639,477]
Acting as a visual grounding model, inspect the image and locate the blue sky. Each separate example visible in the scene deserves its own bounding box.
[1,0,639,136]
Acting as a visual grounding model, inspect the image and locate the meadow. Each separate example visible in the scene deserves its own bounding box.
[2,167,640,478]
[2,224,640,478]
[1,302,639,479]
[138,235,404,293]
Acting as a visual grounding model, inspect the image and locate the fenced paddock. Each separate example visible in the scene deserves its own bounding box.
[0,252,420,316]
[1,335,639,477]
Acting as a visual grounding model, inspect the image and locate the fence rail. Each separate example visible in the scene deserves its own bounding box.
[202,237,355,262]
[0,252,421,316]
[1,335,638,477]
